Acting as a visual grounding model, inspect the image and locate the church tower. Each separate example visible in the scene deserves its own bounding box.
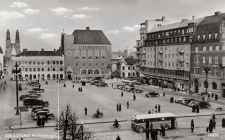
[5,29,13,59]
[14,30,20,54]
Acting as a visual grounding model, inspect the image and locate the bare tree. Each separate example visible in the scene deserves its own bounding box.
[56,104,92,140]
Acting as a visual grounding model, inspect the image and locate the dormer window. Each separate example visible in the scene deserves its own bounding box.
[203,34,206,40]
[215,33,218,39]
[197,35,200,40]
[209,34,212,39]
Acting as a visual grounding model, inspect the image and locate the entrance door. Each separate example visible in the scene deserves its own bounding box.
[223,89,225,98]
[171,118,175,129]
[68,74,71,80]
[195,80,199,93]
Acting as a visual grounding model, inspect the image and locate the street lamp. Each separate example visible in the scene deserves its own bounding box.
[81,121,84,140]
[14,61,20,115]
[203,67,210,94]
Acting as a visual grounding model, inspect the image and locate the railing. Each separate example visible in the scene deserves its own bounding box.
[177,58,184,62]
[158,50,163,54]
[176,67,184,70]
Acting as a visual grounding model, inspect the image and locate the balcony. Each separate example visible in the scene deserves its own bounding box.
[176,67,184,70]
[177,58,184,62]
[158,58,163,61]
[177,49,185,53]
[158,50,163,54]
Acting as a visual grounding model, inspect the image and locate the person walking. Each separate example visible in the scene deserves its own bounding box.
[212,113,216,120]
[197,105,200,113]
[85,107,87,115]
[213,120,216,129]
[4,86,5,91]
[116,135,121,140]
[133,94,136,101]
[158,104,161,112]
[81,87,83,92]
[150,122,153,131]
[121,91,123,97]
[41,116,45,127]
[191,119,194,133]
[163,92,165,97]
[45,114,48,123]
[64,83,66,87]
[154,129,158,140]
[73,85,74,88]
[117,103,119,111]
[222,118,225,128]
[127,101,129,109]
[37,116,41,127]
[155,104,157,110]
[148,110,151,114]
[209,123,213,133]
[119,104,121,112]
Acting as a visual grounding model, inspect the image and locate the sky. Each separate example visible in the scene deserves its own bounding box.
[0,0,225,54]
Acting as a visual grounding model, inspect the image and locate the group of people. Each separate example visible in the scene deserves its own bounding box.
[170,96,174,103]
[78,87,83,92]
[148,104,161,114]
[192,105,200,113]
[37,115,46,127]
[117,103,122,112]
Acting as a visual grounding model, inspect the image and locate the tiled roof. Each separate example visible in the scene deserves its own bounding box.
[72,30,111,45]
[16,51,63,57]
[124,58,136,65]
[0,46,3,54]
[199,13,225,25]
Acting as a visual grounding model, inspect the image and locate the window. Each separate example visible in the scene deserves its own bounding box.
[166,32,169,36]
[96,63,98,66]
[75,57,79,59]
[215,45,220,51]
[60,61,63,65]
[60,68,63,71]
[215,33,218,39]
[75,63,79,66]
[189,28,193,32]
[37,62,40,65]
[48,68,50,71]
[25,68,28,72]
[38,68,40,71]
[89,63,92,66]
[56,61,59,65]
[122,66,125,70]
[198,35,200,40]
[53,68,55,71]
[33,68,36,72]
[209,56,212,63]
[29,61,32,65]
[42,68,44,71]
[82,56,86,59]
[203,56,206,63]
[209,34,212,39]
[133,66,135,70]
[53,61,55,65]
[95,56,99,59]
[215,56,218,64]
[102,63,105,66]
[128,66,130,70]
[83,63,85,67]
[215,69,219,76]
[186,54,189,59]
[203,34,206,40]
[209,46,213,51]
[172,54,174,59]
[212,82,217,90]
[203,46,207,51]
[30,68,32,72]
[182,29,184,35]
[33,61,36,65]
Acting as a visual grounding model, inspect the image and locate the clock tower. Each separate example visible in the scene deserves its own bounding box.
[14,30,21,54]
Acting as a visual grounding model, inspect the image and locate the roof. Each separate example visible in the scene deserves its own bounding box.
[148,18,204,33]
[199,13,225,25]
[132,113,176,120]
[124,58,136,65]
[16,51,63,57]
[0,46,3,54]
[72,29,111,45]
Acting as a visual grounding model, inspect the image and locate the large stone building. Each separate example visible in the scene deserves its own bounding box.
[190,11,225,98]
[0,46,3,79]
[135,17,203,90]
[5,30,21,61]
[11,48,64,81]
[60,27,112,80]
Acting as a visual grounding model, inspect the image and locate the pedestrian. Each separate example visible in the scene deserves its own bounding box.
[121,91,123,97]
[127,101,129,109]
[162,126,165,136]
[160,124,163,136]
[150,122,153,131]
[78,87,80,92]
[45,81,48,84]
[151,129,155,140]
[112,83,113,87]
[222,118,225,128]
[64,83,66,87]
[213,120,216,129]
[191,119,194,133]
[154,129,158,140]
[85,107,87,115]
[155,108,157,113]
[158,104,161,112]
[45,114,48,123]
[37,116,41,127]
[209,123,213,133]
[197,105,199,113]
[155,104,157,110]
[148,110,151,114]
[4,86,5,91]
[73,85,74,88]
[133,94,136,100]
[117,103,119,111]
[119,104,121,112]
[212,113,215,120]
[41,116,45,127]
[163,92,165,97]
[116,135,121,140]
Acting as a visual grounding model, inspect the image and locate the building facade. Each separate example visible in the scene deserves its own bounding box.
[5,30,21,61]
[135,17,203,90]
[61,27,112,80]
[190,12,225,98]
[11,49,64,81]
[0,46,3,79]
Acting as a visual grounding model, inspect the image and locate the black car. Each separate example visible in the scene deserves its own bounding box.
[193,101,211,108]
[23,99,49,108]
[20,94,39,100]
[182,98,195,105]
[132,89,143,93]
[145,92,160,97]
[32,88,44,92]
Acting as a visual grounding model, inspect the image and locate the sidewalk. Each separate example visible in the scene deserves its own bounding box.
[10,122,56,130]
[137,84,225,105]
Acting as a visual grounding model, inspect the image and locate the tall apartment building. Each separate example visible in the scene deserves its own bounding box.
[135,17,203,90]
[190,12,225,98]
[60,27,112,80]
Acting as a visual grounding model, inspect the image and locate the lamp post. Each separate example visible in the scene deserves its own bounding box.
[204,67,210,94]
[15,61,20,115]
[81,121,84,140]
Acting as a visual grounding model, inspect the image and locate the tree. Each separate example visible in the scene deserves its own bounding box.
[56,104,92,140]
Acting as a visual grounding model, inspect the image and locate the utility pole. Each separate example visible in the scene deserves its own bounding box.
[15,61,20,115]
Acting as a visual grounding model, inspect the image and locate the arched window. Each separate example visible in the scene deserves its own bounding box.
[60,68,63,71]
[82,56,86,59]
[42,61,44,65]
[29,61,32,65]
[122,66,125,70]
[94,69,99,74]
[25,68,28,72]
[33,61,36,65]
[81,69,86,75]
[128,66,130,70]
[195,46,198,52]
[42,68,44,71]
[95,56,99,59]
[202,46,207,51]
[60,61,63,65]
[88,56,92,59]
[30,68,32,72]
[48,68,50,71]
[53,61,55,65]
[47,61,50,65]
[37,62,40,65]
[215,45,220,51]
[38,68,40,71]
[209,46,213,51]
[56,61,59,65]
[33,68,36,72]
[212,82,217,90]
[133,72,135,76]
[53,68,55,71]
[133,66,135,70]
[204,81,208,88]
[128,73,130,77]
[88,69,93,74]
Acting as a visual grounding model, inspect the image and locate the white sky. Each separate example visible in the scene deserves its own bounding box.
[0,0,225,53]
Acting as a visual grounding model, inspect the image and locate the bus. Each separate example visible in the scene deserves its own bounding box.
[131,113,177,133]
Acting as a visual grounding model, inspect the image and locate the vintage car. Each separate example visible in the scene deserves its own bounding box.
[90,80,100,85]
[31,106,44,113]
[145,92,160,97]
[175,97,187,103]
[23,99,49,108]
[126,87,136,92]
[188,100,199,107]
[32,111,55,120]
[32,88,44,93]
[181,98,195,105]
[132,89,143,93]
[193,101,211,108]
[20,94,39,100]
[31,109,50,117]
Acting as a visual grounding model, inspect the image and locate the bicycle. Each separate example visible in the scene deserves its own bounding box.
[110,124,121,130]
[215,107,223,111]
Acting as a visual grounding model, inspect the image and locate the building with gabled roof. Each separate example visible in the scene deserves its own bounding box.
[60,26,112,80]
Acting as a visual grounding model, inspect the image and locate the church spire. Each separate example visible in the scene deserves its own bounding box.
[16,30,19,40]
[6,30,10,40]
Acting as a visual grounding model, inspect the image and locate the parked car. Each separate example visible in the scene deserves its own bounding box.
[127,87,135,92]
[31,106,44,113]
[26,92,41,97]
[182,98,195,105]
[23,99,49,108]
[145,92,160,97]
[90,80,100,85]
[32,109,50,117]
[30,82,41,87]
[132,89,143,93]
[188,100,199,107]
[135,82,142,85]
[32,88,44,93]
[193,101,211,108]
[26,81,37,85]
[32,111,54,120]
[97,82,108,87]
[175,97,187,103]
[20,94,39,100]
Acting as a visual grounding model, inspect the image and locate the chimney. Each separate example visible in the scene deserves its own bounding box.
[182,19,188,22]
[23,48,27,52]
[41,48,44,51]
[192,16,195,20]
[86,26,90,30]
[215,11,221,15]
[162,16,166,21]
